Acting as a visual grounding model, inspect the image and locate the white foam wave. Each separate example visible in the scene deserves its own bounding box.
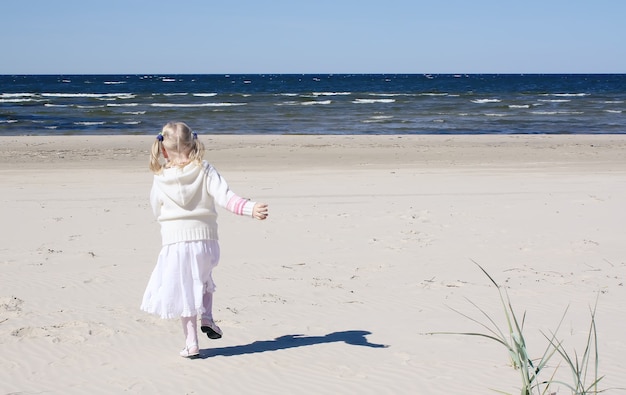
[123,111,146,115]
[420,93,448,96]
[353,98,395,104]
[74,121,105,126]
[161,78,177,82]
[312,92,351,96]
[163,93,188,96]
[42,93,135,99]
[44,103,70,107]
[362,115,394,123]
[0,119,18,124]
[471,99,501,104]
[550,93,588,97]
[371,93,410,97]
[193,93,218,97]
[1,93,37,99]
[122,121,141,125]
[531,111,583,115]
[537,99,570,103]
[104,81,126,85]
[603,100,624,104]
[605,110,623,113]
[0,98,34,103]
[107,103,139,107]
[509,104,530,108]
[150,102,246,108]
[301,100,332,105]
[484,113,506,117]
[77,105,105,108]
[278,93,298,97]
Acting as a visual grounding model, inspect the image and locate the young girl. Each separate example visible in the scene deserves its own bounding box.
[140,121,268,359]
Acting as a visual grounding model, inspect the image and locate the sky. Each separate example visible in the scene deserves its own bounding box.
[2,0,625,74]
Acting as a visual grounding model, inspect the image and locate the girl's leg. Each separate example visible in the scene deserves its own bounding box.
[180,315,199,357]
[201,291,214,322]
[201,291,223,339]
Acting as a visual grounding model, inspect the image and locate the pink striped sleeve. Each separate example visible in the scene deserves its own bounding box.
[226,195,248,215]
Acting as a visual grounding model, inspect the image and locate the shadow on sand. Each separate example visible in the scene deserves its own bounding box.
[199,330,388,359]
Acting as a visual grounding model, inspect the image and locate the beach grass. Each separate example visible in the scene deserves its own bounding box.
[430,261,606,395]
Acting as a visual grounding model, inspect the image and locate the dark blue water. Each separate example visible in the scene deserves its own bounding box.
[1,74,625,135]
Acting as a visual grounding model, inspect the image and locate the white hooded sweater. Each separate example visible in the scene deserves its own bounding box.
[150,160,255,245]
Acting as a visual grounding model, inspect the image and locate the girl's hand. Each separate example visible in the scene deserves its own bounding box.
[253,203,269,220]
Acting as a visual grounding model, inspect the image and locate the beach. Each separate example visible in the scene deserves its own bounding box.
[1,134,625,394]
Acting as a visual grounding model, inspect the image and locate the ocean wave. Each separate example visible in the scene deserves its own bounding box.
[161,78,177,82]
[193,93,218,97]
[509,104,530,108]
[537,99,571,103]
[362,115,394,123]
[484,113,506,117]
[420,93,448,96]
[42,93,135,99]
[122,121,141,125]
[123,111,146,115]
[312,92,351,96]
[0,119,18,124]
[531,111,584,115]
[77,105,106,109]
[353,98,395,104]
[104,81,126,85]
[44,103,70,107]
[1,93,37,98]
[150,102,247,107]
[550,93,588,97]
[371,93,411,97]
[471,99,501,104]
[604,110,623,113]
[163,93,188,96]
[74,121,106,126]
[301,100,332,105]
[0,98,35,103]
[107,103,139,107]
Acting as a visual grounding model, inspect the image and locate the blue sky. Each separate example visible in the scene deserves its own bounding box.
[2,0,625,74]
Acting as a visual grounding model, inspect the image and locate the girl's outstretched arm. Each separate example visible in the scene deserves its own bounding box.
[206,163,261,218]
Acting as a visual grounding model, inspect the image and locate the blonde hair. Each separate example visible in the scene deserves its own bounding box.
[149,122,205,174]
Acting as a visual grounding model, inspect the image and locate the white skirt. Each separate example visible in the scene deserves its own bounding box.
[141,240,220,319]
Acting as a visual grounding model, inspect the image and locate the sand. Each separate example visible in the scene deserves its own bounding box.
[1,134,625,394]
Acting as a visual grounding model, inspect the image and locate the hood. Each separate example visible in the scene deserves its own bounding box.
[153,162,205,208]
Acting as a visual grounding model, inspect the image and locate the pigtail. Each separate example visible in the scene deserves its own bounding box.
[188,134,206,164]
[149,135,164,174]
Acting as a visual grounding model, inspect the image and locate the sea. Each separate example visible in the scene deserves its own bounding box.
[1,74,625,136]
